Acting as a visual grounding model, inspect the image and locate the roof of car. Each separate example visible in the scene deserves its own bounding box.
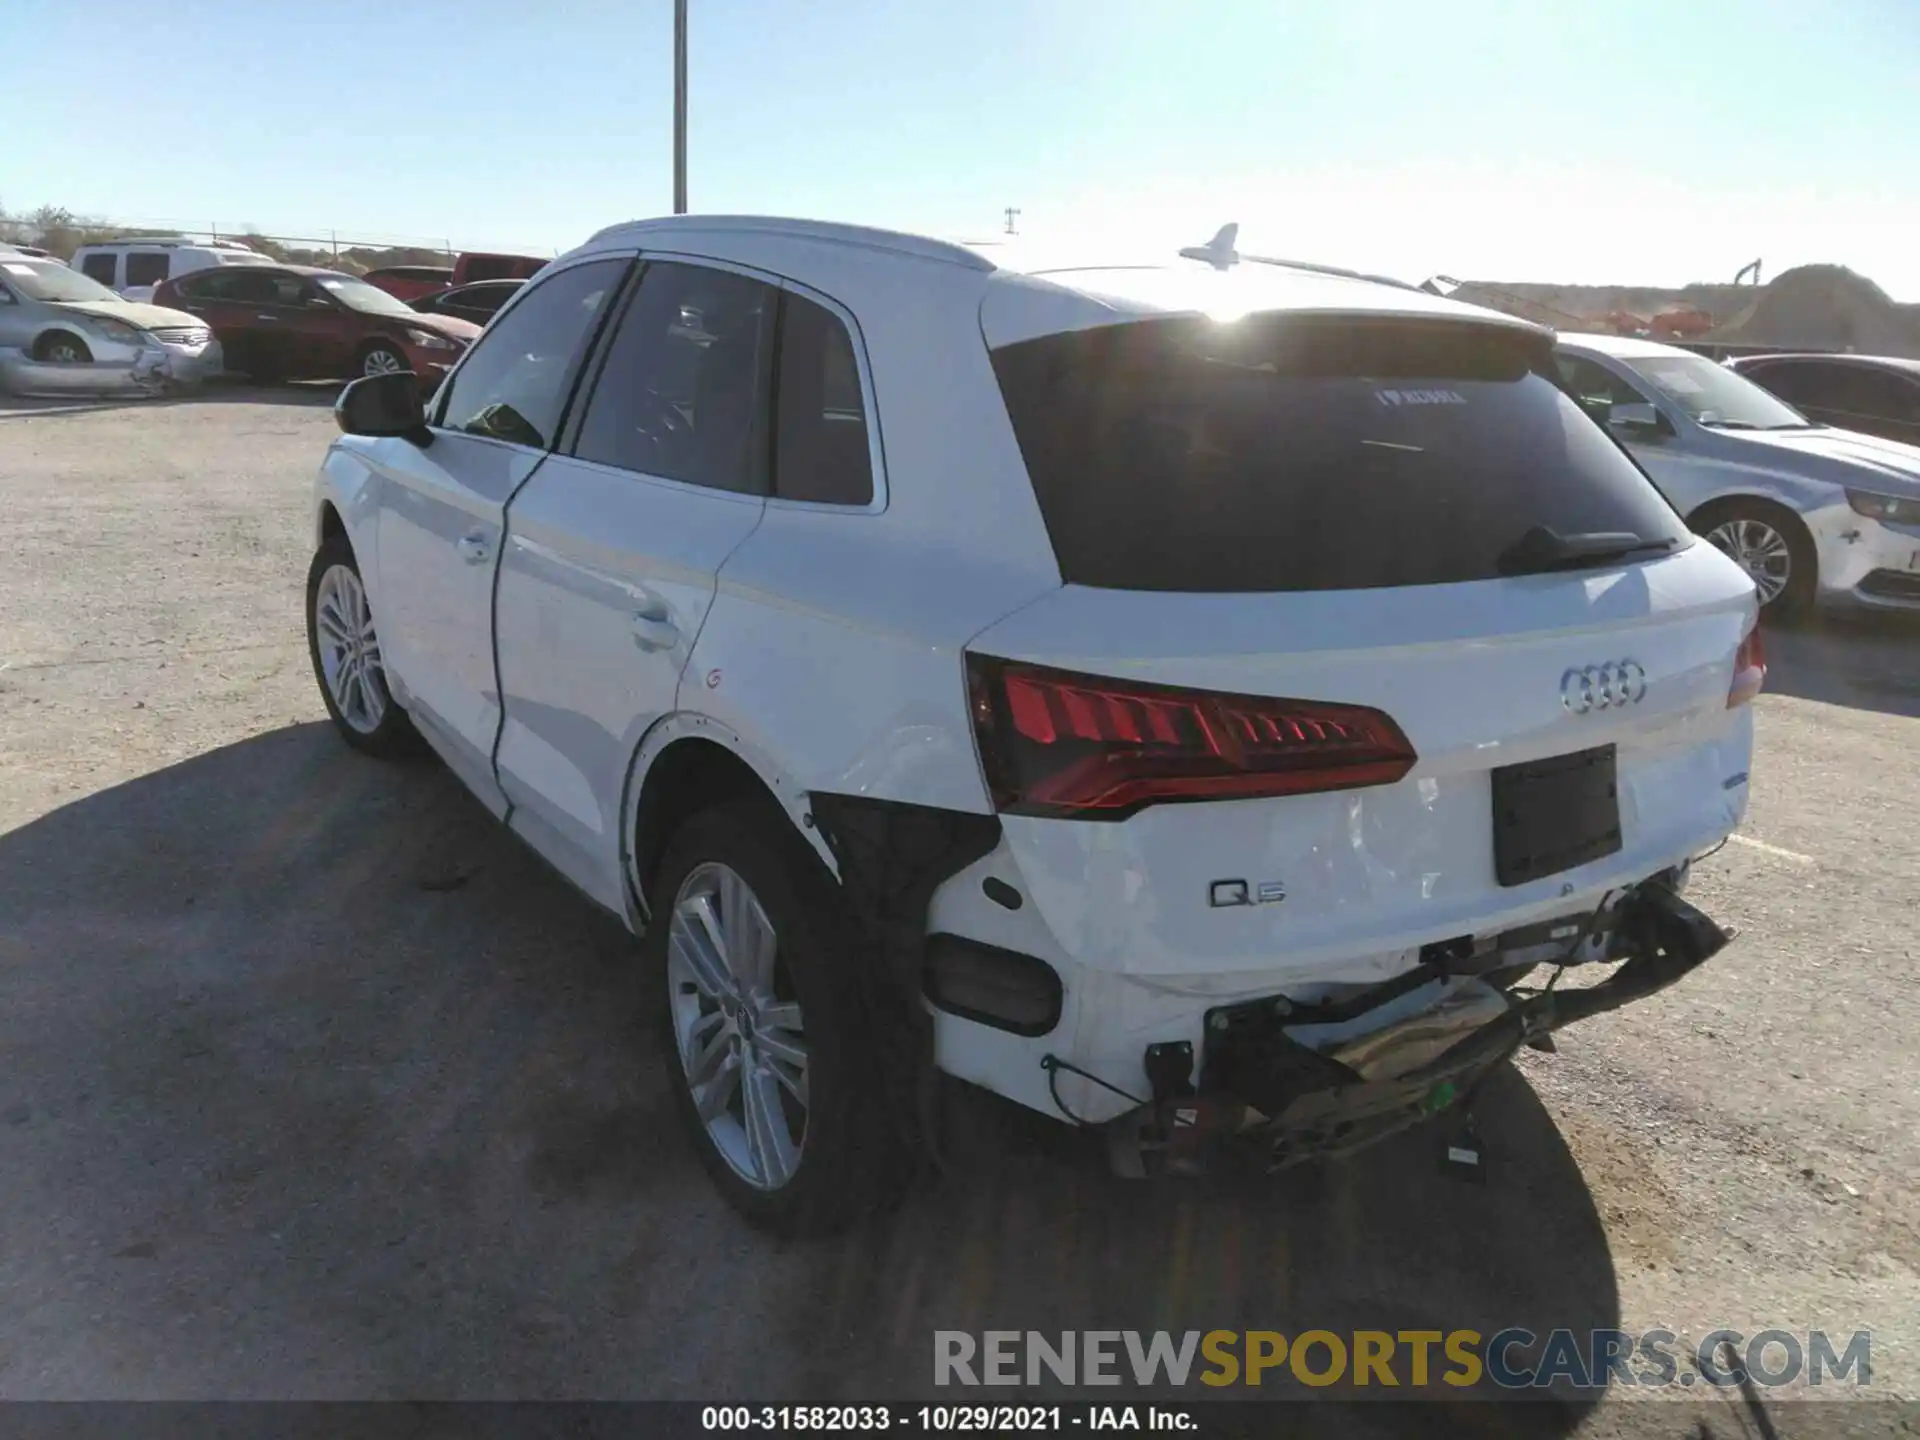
[580,214,1543,342]
[1553,331,1701,360]
[1728,351,1920,376]
[175,262,353,280]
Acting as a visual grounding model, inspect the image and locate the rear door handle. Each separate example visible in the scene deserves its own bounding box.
[456,531,492,564]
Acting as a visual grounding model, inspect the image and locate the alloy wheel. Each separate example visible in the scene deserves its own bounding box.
[312,564,390,734]
[1706,518,1792,606]
[363,348,405,377]
[46,340,87,364]
[666,862,810,1191]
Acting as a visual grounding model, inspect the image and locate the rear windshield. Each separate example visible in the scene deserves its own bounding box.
[990,315,1689,592]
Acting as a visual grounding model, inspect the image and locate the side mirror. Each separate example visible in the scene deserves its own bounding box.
[1608,401,1666,434]
[336,370,430,445]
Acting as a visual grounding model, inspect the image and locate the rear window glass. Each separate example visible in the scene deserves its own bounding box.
[990,316,1689,593]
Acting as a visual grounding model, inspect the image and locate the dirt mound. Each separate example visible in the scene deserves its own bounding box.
[1706,264,1920,357]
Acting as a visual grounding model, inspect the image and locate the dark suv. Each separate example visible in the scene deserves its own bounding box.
[1727,353,1920,446]
[153,264,480,386]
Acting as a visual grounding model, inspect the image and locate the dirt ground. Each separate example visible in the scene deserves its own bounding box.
[2,389,1916,1435]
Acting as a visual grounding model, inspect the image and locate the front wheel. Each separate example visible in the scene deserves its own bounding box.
[305,534,421,757]
[34,332,92,364]
[648,801,907,1236]
[1695,499,1816,617]
[358,342,409,378]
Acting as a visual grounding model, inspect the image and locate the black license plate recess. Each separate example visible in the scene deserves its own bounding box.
[1491,743,1621,886]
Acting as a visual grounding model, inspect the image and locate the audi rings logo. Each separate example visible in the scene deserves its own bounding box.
[1561,660,1648,714]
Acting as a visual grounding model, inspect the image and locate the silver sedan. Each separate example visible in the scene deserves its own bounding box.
[1555,332,1920,616]
[0,251,222,395]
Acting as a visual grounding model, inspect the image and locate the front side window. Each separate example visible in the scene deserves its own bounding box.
[80,253,119,286]
[124,252,170,288]
[573,260,778,493]
[1620,353,1809,431]
[772,293,874,506]
[1555,354,1652,411]
[1830,367,1920,422]
[437,258,626,450]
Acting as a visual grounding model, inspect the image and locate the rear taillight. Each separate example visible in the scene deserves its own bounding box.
[1728,622,1767,708]
[966,655,1418,821]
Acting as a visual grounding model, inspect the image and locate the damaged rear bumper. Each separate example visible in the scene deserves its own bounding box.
[1107,880,1731,1177]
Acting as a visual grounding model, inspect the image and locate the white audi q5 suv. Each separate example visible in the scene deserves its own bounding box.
[305,215,1765,1234]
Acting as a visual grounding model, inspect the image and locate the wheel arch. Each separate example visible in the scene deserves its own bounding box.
[1685,489,1815,536]
[621,716,840,932]
[31,328,91,361]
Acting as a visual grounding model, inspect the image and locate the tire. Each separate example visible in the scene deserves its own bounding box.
[34,332,92,364]
[304,533,422,758]
[357,342,410,379]
[647,800,906,1237]
[1692,498,1816,619]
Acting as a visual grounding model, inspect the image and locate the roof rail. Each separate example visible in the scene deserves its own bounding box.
[82,235,263,250]
[584,214,997,271]
[1240,252,1425,294]
[1175,223,1424,293]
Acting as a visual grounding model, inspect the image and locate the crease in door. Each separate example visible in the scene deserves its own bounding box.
[484,450,559,825]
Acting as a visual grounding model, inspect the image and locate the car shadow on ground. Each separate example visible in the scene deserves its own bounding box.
[1762,609,1920,719]
[0,724,1628,1433]
[0,379,343,418]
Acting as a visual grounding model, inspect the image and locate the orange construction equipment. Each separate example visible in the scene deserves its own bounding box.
[1651,307,1715,339]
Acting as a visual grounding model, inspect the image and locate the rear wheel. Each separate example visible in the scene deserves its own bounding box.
[34,332,92,364]
[1693,498,1815,617]
[305,534,421,757]
[648,801,905,1236]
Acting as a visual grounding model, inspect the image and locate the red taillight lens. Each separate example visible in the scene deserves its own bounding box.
[966,655,1418,820]
[1728,622,1767,708]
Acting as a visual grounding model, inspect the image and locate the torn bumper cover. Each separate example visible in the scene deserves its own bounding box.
[1108,881,1732,1177]
[0,343,220,398]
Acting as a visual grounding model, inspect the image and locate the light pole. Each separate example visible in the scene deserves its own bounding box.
[673,0,688,214]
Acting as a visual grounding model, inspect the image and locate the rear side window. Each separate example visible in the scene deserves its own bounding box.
[991,316,1688,593]
[179,270,245,301]
[573,260,778,494]
[125,253,169,288]
[80,253,118,286]
[772,293,873,506]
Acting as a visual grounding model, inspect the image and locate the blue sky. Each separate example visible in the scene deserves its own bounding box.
[5,0,1917,296]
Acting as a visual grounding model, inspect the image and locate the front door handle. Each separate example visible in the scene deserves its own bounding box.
[456,531,492,565]
[631,597,680,652]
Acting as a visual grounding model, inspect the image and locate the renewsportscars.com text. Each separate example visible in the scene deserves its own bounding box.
[934,1329,1872,1390]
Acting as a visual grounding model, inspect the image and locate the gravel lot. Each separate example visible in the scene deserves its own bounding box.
[2,390,1916,1434]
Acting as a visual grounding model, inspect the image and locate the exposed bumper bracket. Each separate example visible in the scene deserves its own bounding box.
[1108,880,1731,1178]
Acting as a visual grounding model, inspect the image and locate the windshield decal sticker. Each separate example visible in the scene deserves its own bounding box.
[1375,388,1467,406]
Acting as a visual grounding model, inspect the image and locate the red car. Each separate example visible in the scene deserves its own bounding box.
[362,265,455,302]
[153,264,480,386]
